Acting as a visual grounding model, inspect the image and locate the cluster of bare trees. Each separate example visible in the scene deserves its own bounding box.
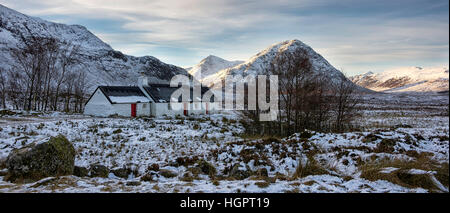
[241,49,359,136]
[0,36,88,112]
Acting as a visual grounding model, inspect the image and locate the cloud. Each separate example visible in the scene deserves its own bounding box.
[1,0,448,74]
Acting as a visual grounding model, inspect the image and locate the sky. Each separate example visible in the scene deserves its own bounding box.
[1,0,448,75]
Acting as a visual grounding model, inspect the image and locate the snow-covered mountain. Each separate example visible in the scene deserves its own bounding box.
[0,4,189,92]
[187,55,243,81]
[202,39,365,91]
[350,67,449,92]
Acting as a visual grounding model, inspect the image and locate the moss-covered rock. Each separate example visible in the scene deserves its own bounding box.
[5,135,76,183]
[73,166,89,177]
[89,164,109,178]
[159,169,177,178]
[111,168,131,178]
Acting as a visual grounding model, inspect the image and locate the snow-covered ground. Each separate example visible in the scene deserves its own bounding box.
[0,92,448,193]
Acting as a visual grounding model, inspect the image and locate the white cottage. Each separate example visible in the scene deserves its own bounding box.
[84,78,216,117]
[84,86,151,117]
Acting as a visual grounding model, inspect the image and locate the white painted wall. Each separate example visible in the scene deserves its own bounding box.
[137,102,151,116]
[111,104,131,117]
[85,89,151,117]
[151,103,184,116]
[149,102,220,116]
[84,89,113,116]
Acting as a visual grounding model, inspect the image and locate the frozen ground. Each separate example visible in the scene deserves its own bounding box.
[0,92,448,193]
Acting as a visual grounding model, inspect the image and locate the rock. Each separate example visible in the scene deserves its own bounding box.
[140,173,154,182]
[73,166,89,177]
[196,160,216,176]
[256,168,268,177]
[5,135,76,183]
[126,181,141,186]
[112,168,130,178]
[229,164,251,180]
[90,164,109,178]
[159,169,178,178]
[147,163,159,172]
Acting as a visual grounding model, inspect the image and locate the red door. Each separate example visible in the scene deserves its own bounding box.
[205,102,209,114]
[183,103,188,116]
[131,103,137,117]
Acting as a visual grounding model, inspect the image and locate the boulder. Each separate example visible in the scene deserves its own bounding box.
[73,166,89,177]
[112,168,131,178]
[5,135,75,183]
[90,164,109,178]
[140,173,154,182]
[159,169,178,178]
[126,180,141,186]
[229,164,252,180]
[147,163,160,172]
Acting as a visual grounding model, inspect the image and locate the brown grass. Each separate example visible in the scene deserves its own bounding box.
[293,157,330,179]
[359,157,448,192]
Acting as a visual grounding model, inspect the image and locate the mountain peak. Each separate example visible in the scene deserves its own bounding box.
[189,55,244,81]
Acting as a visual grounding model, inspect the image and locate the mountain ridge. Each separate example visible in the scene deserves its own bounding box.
[202,39,369,92]
[0,4,190,92]
[350,66,449,92]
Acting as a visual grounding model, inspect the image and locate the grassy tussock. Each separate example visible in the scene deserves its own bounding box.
[359,156,448,191]
[293,156,330,179]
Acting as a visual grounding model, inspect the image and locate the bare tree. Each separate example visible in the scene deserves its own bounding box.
[53,43,80,111]
[240,50,359,136]
[7,35,84,113]
[331,76,359,132]
[0,68,6,109]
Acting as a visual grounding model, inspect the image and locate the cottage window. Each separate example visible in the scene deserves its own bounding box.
[168,103,171,110]
[143,104,147,108]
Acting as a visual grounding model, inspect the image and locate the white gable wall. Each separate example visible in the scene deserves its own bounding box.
[85,89,151,117]
[84,89,113,116]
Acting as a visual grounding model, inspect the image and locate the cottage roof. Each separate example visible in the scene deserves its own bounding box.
[143,84,213,103]
[86,85,213,104]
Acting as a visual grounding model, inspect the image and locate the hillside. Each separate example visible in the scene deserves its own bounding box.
[350,67,449,92]
[0,4,190,92]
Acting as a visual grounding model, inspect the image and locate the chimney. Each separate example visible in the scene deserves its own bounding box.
[138,72,148,87]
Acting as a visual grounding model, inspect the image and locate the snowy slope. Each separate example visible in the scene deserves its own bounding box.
[202,40,365,91]
[350,67,449,92]
[187,55,243,81]
[0,4,190,92]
